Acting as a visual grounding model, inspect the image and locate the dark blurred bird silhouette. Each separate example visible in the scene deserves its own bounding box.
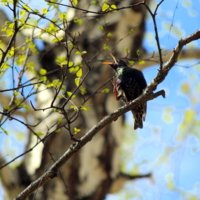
[103,55,147,129]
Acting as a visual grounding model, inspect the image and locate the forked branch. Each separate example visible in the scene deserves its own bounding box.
[14,29,200,200]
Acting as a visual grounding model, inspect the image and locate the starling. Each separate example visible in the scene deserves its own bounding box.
[103,55,147,130]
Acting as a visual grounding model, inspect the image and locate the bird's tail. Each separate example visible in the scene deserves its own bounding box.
[131,103,146,130]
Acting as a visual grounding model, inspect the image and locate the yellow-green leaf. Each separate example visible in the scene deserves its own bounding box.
[35,132,44,136]
[23,3,31,11]
[6,29,14,37]
[79,86,86,95]
[103,44,110,50]
[0,127,8,135]
[128,60,135,64]
[3,106,10,110]
[138,60,145,64]
[99,25,104,31]
[52,37,63,43]
[70,105,78,111]
[16,55,26,66]
[67,91,76,98]
[75,78,81,86]
[91,1,96,5]
[110,4,117,9]
[42,8,48,15]
[39,68,47,75]
[14,91,19,96]
[129,28,134,34]
[102,88,110,93]
[102,3,109,11]
[76,69,82,77]
[20,10,26,16]
[136,49,140,56]
[72,0,78,6]
[75,51,81,55]
[74,127,81,132]
[107,32,112,37]
[81,105,90,111]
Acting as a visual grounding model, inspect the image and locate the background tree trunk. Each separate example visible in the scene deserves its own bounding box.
[0,1,150,199]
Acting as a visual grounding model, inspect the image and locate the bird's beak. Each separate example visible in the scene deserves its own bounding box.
[103,54,117,65]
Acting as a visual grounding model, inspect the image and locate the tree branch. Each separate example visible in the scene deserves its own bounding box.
[14,29,200,200]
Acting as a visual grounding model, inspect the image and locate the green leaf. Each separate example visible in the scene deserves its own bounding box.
[74,127,81,133]
[57,118,63,123]
[98,25,104,31]
[75,51,81,55]
[55,56,68,66]
[107,32,112,37]
[67,91,76,98]
[103,44,110,50]
[52,37,63,43]
[136,49,140,56]
[39,76,47,82]
[0,127,8,135]
[138,60,145,64]
[102,88,110,93]
[91,1,96,5]
[72,0,78,6]
[39,68,47,75]
[82,51,87,54]
[16,55,26,66]
[76,69,82,77]
[42,8,48,15]
[59,12,68,19]
[68,61,74,67]
[110,4,117,9]
[128,60,135,64]
[14,91,19,96]
[129,28,134,34]
[69,66,79,73]
[102,3,109,11]
[0,63,9,71]
[35,132,44,136]
[70,105,78,111]
[6,29,14,37]
[73,17,82,25]
[124,47,130,54]
[22,3,31,11]
[3,105,10,110]
[20,10,26,16]
[81,105,90,111]
[79,86,86,95]
[46,79,62,88]
[75,78,81,86]
[69,42,74,47]
[8,46,15,57]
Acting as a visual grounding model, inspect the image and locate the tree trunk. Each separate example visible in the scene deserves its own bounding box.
[0,1,150,199]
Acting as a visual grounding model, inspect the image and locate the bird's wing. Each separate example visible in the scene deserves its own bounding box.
[112,76,126,101]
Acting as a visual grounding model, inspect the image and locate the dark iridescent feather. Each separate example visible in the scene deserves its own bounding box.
[104,57,147,130]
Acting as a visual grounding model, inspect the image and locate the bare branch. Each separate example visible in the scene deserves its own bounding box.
[144,0,164,70]
[14,30,200,200]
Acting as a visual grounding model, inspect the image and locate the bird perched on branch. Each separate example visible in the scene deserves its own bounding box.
[103,54,147,130]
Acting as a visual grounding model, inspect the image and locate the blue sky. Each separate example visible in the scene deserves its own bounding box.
[108,0,200,199]
[1,0,200,199]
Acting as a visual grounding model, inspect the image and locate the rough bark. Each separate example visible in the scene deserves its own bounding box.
[0,1,150,199]
[1,1,199,200]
